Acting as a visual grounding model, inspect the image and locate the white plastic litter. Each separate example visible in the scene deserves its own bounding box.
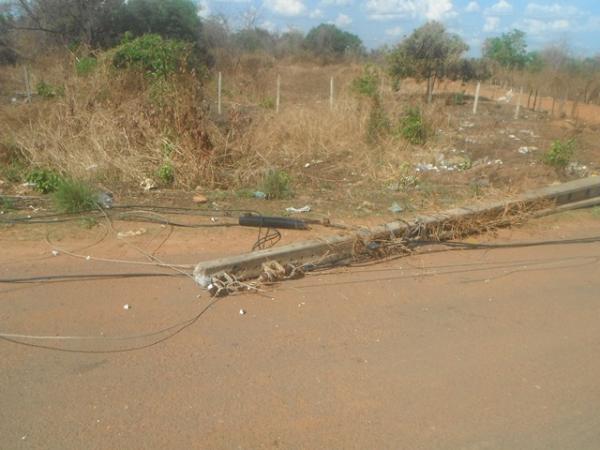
[285,205,311,213]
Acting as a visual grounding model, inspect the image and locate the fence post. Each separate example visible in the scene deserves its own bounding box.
[23,66,31,102]
[514,87,523,119]
[329,76,334,111]
[217,71,222,115]
[472,81,481,115]
[276,74,281,114]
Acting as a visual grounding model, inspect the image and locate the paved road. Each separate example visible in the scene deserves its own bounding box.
[1,218,600,449]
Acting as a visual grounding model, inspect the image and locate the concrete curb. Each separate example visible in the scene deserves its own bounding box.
[194,176,600,286]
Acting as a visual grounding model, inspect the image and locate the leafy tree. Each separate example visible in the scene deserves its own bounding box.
[0,10,18,64]
[118,0,202,43]
[388,21,468,103]
[303,24,363,58]
[232,27,276,53]
[483,29,528,84]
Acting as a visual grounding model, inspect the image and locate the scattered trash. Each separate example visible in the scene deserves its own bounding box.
[497,89,513,103]
[473,157,503,167]
[415,163,439,173]
[357,200,375,211]
[85,255,91,261]
[285,205,311,213]
[388,202,404,214]
[86,164,98,171]
[51,250,59,256]
[123,304,131,310]
[239,309,246,315]
[192,194,208,204]
[97,191,113,208]
[303,159,323,168]
[460,120,475,128]
[140,178,157,192]
[567,162,589,178]
[210,217,218,223]
[518,146,538,155]
[117,228,147,239]
[508,134,520,140]
[253,191,266,199]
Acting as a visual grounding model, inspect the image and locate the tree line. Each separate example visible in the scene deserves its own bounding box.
[1,0,599,106]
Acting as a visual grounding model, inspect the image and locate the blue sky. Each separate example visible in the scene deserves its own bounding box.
[198,0,600,56]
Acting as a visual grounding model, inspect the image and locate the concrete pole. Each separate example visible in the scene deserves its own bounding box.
[217,71,222,115]
[514,87,523,120]
[329,76,334,111]
[472,81,481,115]
[276,74,281,114]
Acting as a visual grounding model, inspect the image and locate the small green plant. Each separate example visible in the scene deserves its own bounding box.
[544,139,576,168]
[591,206,600,219]
[26,169,63,193]
[452,91,466,105]
[157,161,175,185]
[113,34,189,79]
[262,169,293,199]
[259,97,276,110]
[36,81,64,98]
[0,196,15,211]
[399,107,427,145]
[352,65,380,98]
[75,56,98,76]
[52,179,97,213]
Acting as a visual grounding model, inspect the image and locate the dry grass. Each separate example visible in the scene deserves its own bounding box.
[0,51,535,206]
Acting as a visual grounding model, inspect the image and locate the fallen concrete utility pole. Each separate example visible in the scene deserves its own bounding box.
[194,176,600,286]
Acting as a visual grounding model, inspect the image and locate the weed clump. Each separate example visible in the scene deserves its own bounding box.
[75,56,98,76]
[399,107,427,145]
[157,161,175,185]
[262,169,293,199]
[112,34,189,79]
[351,65,379,98]
[544,139,575,168]
[26,169,63,193]
[52,179,97,213]
[36,81,64,98]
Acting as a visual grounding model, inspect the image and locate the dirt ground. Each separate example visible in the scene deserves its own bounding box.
[1,209,600,449]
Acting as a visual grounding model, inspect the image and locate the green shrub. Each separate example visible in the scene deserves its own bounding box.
[352,65,380,98]
[262,169,293,199]
[113,34,189,79]
[36,81,64,98]
[259,97,276,110]
[157,161,175,184]
[52,179,97,213]
[544,139,575,168]
[75,56,98,76]
[452,91,466,105]
[0,196,15,211]
[399,107,427,145]
[26,169,63,193]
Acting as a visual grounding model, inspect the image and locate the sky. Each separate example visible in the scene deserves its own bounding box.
[197,0,600,56]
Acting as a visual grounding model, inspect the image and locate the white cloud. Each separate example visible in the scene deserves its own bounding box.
[525,3,581,18]
[486,0,512,15]
[483,16,500,32]
[520,18,570,36]
[365,0,455,22]
[385,26,404,36]
[333,13,353,27]
[321,0,353,5]
[264,0,306,17]
[309,8,324,19]
[260,20,278,32]
[197,0,211,18]
[465,1,479,13]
